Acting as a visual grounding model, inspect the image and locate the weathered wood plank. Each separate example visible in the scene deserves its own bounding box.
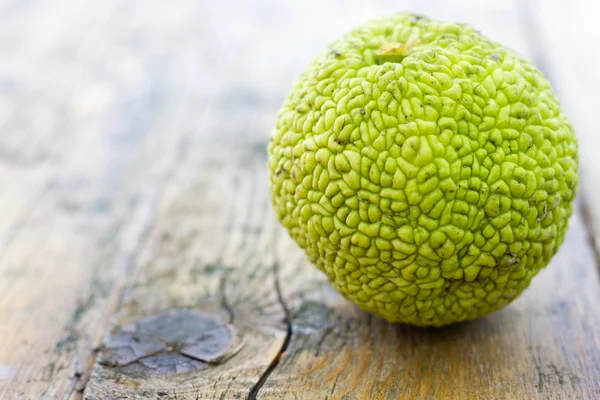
[84,102,290,398]
[0,1,223,398]
[0,1,141,397]
[264,205,600,399]
[256,1,600,399]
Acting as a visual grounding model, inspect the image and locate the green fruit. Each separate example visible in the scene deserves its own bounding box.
[267,13,579,326]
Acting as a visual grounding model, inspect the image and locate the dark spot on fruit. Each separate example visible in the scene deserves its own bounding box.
[360,108,366,115]
[410,14,425,25]
[275,167,287,177]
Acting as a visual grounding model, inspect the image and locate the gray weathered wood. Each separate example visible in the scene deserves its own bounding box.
[262,204,600,399]
[0,0,206,397]
[84,98,290,398]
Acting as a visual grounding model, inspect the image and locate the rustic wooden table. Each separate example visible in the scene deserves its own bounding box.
[1,0,599,399]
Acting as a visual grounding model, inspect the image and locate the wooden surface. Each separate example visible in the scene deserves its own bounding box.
[0,0,599,399]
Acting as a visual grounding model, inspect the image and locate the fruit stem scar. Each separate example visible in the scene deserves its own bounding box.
[373,41,419,64]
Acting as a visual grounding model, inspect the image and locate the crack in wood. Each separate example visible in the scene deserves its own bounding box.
[219,273,235,325]
[247,263,293,400]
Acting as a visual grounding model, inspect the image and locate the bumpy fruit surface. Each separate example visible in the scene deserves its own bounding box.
[267,13,578,326]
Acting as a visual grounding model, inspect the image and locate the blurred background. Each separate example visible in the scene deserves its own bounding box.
[0,0,595,169]
[0,0,597,196]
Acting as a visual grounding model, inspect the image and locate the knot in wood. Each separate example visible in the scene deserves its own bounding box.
[99,309,242,377]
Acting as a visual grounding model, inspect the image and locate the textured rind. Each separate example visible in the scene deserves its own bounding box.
[267,13,579,326]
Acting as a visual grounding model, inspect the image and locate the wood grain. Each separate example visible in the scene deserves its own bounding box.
[263,204,600,399]
[0,0,202,398]
[84,94,290,398]
[0,0,598,399]
[0,0,249,398]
